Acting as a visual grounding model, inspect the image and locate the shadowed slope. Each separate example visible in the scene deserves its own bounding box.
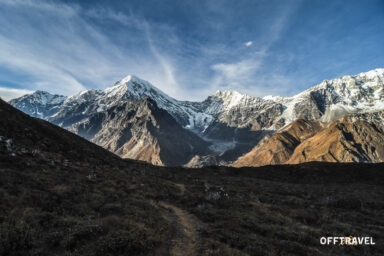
[0,98,174,255]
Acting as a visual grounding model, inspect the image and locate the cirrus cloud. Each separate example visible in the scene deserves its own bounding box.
[0,87,34,101]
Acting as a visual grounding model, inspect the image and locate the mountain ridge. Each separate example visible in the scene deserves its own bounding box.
[8,68,384,166]
[10,68,384,130]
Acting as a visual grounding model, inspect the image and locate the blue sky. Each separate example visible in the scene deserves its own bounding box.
[0,0,383,101]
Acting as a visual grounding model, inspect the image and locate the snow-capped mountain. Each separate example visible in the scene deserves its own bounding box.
[13,68,384,134]
[45,75,221,134]
[49,75,197,128]
[72,97,211,166]
[199,91,283,140]
[263,68,384,126]
[7,68,384,166]
[8,91,67,119]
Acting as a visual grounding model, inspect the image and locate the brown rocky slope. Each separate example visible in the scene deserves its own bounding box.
[287,115,384,164]
[234,111,384,167]
[233,119,322,167]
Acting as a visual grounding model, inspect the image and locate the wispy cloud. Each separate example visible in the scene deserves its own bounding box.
[0,0,182,97]
[211,59,261,87]
[143,23,179,94]
[0,0,304,101]
[0,0,382,101]
[0,34,87,95]
[0,86,34,101]
[244,41,253,47]
[207,2,300,96]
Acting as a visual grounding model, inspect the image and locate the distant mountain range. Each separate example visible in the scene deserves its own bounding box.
[8,68,384,166]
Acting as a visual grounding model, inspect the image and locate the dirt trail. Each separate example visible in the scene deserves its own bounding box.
[159,201,201,256]
[174,183,185,195]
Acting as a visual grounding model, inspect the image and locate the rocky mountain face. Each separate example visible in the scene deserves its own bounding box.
[198,91,284,140]
[72,97,210,166]
[233,119,322,167]
[234,111,384,167]
[48,75,198,128]
[8,68,384,166]
[286,111,384,164]
[263,68,384,126]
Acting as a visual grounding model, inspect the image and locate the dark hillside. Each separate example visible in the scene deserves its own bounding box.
[0,98,172,255]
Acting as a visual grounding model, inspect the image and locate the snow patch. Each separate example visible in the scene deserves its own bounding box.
[97,104,105,112]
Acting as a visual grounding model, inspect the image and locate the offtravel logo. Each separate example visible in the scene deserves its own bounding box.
[320,236,375,246]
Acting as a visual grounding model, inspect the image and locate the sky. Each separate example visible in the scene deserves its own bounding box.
[0,0,383,101]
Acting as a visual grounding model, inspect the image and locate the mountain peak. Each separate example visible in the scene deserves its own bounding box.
[357,68,384,79]
[104,74,173,103]
[8,90,67,118]
[213,90,243,97]
[12,90,66,105]
[34,90,51,95]
[14,90,53,100]
[119,74,144,85]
